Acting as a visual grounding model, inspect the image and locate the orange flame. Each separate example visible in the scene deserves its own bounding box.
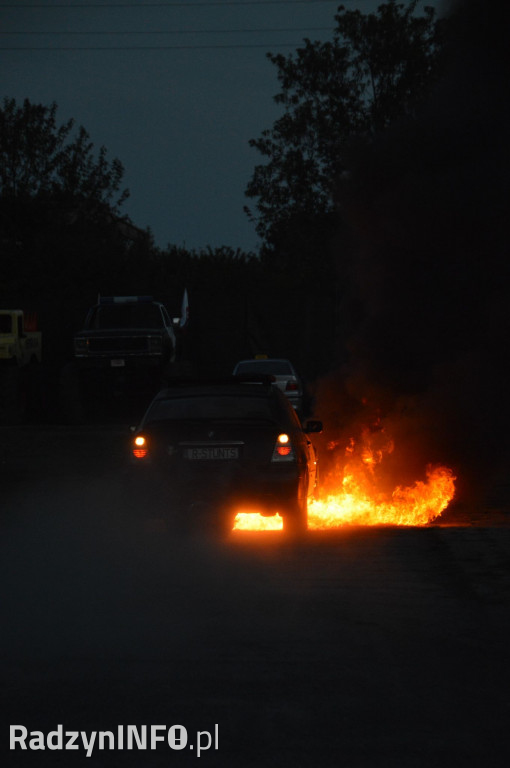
[310,428,455,528]
[308,464,455,528]
[233,512,283,531]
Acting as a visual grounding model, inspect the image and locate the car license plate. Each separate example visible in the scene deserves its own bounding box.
[183,446,239,460]
[110,359,125,367]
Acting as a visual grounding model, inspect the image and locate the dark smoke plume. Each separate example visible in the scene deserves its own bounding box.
[319,0,510,508]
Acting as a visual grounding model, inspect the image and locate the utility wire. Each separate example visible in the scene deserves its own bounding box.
[0,42,308,49]
[0,1,339,8]
[1,27,332,35]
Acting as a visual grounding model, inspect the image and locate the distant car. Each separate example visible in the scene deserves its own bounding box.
[126,378,322,534]
[232,359,304,414]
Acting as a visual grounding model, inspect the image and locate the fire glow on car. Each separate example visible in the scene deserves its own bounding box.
[128,380,321,534]
[130,386,455,532]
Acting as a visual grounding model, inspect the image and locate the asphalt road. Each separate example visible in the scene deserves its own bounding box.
[2,426,510,767]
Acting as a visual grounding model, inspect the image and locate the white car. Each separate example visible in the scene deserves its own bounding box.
[233,358,304,414]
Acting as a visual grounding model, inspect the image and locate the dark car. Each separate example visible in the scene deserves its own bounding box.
[126,378,322,534]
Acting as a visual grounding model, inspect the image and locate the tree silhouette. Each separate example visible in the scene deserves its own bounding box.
[0,97,128,209]
[245,1,444,249]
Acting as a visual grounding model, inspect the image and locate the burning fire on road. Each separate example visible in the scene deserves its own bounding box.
[309,424,455,528]
[233,512,284,531]
[233,426,455,531]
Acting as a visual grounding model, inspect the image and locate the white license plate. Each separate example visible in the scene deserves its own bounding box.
[110,359,125,367]
[183,446,239,460]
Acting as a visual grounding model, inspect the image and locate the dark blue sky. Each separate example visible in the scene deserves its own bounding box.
[1,0,443,252]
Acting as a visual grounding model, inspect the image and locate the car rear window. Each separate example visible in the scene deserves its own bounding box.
[147,395,278,423]
[236,361,292,376]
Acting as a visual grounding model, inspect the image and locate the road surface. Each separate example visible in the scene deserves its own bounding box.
[2,426,510,766]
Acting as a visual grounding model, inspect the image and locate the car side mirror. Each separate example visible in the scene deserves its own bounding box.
[304,420,322,434]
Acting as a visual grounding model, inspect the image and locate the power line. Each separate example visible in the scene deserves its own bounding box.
[1,27,332,35]
[0,1,339,8]
[0,42,306,49]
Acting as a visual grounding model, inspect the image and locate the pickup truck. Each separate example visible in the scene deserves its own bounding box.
[0,310,42,366]
[73,295,177,375]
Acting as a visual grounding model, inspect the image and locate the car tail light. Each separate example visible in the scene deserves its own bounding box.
[285,380,298,392]
[132,435,148,459]
[271,433,295,462]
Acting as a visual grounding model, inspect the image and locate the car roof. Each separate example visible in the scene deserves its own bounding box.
[142,379,298,427]
[235,358,292,365]
[154,379,280,401]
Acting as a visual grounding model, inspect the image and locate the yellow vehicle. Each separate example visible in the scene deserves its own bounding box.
[0,310,42,366]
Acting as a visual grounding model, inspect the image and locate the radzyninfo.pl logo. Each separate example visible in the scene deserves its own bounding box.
[10,724,219,757]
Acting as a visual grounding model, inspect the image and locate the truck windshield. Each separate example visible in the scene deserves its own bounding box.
[0,315,12,333]
[88,304,162,329]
